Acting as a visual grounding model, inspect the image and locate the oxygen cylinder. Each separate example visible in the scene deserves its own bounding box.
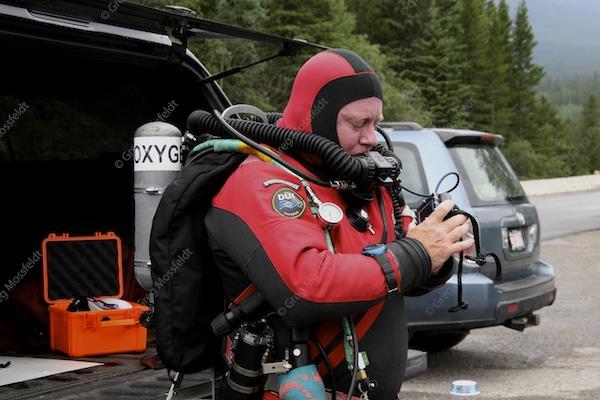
[133,122,182,291]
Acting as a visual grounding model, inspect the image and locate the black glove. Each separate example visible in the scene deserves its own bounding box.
[387,238,453,296]
[404,257,454,297]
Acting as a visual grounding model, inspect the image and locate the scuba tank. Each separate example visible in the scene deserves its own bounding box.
[133,121,182,291]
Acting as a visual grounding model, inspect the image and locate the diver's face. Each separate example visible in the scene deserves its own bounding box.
[336,97,383,155]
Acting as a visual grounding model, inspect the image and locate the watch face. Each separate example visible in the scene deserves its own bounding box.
[362,243,385,255]
[318,202,344,225]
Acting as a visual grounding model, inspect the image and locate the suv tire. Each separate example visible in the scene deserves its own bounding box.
[409,329,470,352]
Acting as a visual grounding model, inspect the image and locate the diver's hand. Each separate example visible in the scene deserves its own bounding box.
[407,221,417,233]
[406,200,473,275]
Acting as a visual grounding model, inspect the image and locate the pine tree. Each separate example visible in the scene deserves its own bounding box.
[494,0,514,137]
[580,95,600,131]
[576,95,600,173]
[481,1,499,131]
[402,2,471,126]
[263,0,432,124]
[438,0,475,126]
[262,0,372,108]
[346,0,432,74]
[530,97,572,177]
[508,0,544,140]
[457,0,490,127]
[346,0,437,123]
[482,0,512,136]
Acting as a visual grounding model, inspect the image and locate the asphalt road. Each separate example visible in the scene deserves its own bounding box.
[399,193,600,399]
[530,190,600,240]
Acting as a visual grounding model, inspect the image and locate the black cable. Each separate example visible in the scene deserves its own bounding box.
[400,172,502,312]
[455,211,482,258]
[486,252,503,282]
[346,319,359,400]
[312,335,337,400]
[399,184,430,198]
[376,126,394,151]
[434,172,460,194]
[400,172,460,199]
[448,249,468,313]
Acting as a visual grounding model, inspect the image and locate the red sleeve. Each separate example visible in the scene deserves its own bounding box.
[206,158,400,325]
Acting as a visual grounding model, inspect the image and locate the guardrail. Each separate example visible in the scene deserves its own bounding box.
[521,174,600,196]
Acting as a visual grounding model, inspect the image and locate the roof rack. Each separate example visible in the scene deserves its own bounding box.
[379,122,423,131]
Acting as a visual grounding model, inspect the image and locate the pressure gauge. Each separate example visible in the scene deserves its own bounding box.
[317,202,344,227]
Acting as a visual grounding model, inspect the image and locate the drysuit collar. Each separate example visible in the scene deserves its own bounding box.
[277,49,383,145]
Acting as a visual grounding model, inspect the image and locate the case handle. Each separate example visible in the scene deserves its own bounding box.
[99,318,137,328]
[95,231,116,237]
[47,233,70,239]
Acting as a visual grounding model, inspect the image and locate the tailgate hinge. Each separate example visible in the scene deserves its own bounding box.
[166,25,189,65]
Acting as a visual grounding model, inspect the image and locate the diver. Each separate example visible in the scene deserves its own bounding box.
[202,49,473,399]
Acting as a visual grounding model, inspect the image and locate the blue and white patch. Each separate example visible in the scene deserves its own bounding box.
[272,188,306,218]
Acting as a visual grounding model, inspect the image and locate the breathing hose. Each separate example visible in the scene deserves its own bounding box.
[264,115,395,156]
[187,110,379,187]
[265,112,283,125]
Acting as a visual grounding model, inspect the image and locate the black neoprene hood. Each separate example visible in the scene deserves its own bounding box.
[278,49,384,144]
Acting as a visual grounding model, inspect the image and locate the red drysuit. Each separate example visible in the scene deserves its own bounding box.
[205,49,451,399]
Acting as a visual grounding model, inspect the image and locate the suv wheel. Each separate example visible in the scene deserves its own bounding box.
[409,329,470,352]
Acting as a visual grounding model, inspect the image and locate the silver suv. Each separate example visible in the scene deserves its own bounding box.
[381,123,557,352]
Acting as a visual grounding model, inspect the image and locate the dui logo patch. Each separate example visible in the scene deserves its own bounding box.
[272,188,306,218]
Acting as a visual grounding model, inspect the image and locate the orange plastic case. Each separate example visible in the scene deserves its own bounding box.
[42,232,148,357]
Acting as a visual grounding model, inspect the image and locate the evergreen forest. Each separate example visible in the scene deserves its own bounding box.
[136,0,600,179]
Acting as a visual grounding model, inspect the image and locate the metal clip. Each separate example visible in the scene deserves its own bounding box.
[145,186,162,195]
[262,361,292,375]
[367,224,375,235]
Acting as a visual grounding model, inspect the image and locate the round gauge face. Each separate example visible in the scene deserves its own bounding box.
[318,202,344,225]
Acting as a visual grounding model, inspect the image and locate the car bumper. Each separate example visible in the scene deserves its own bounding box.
[406,260,556,331]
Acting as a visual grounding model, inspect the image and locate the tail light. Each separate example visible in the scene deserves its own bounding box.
[528,223,538,246]
[501,227,509,249]
[455,226,479,267]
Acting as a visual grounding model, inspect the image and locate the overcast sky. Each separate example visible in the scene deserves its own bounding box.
[500,0,600,77]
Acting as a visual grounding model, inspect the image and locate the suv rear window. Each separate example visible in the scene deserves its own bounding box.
[449,145,526,206]
[393,143,429,207]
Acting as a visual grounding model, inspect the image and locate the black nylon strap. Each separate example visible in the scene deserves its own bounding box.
[373,252,398,293]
